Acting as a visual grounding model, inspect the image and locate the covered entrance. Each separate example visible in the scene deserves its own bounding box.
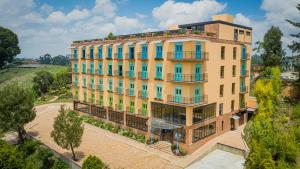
[149,118,184,143]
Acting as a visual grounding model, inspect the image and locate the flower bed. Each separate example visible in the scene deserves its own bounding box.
[79,115,146,143]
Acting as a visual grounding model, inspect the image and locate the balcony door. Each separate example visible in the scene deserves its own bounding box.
[174,64,182,81]
[174,87,182,103]
[195,42,201,59]
[174,43,183,59]
[194,87,201,103]
[195,64,201,81]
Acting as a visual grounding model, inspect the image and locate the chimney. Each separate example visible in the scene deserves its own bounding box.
[212,14,234,23]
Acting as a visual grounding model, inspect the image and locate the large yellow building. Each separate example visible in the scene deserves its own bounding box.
[71,14,252,153]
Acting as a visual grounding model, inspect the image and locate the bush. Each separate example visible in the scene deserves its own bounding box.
[0,141,24,169]
[171,144,187,156]
[82,155,104,169]
[51,159,68,169]
[18,139,40,156]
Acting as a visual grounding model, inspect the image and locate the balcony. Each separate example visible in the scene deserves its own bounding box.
[138,90,148,99]
[71,55,78,61]
[167,95,208,106]
[73,69,79,74]
[167,73,208,83]
[138,109,148,117]
[114,70,124,77]
[126,89,135,97]
[138,72,148,80]
[82,83,87,88]
[125,71,135,79]
[88,83,95,90]
[240,86,248,94]
[114,53,123,60]
[125,53,135,60]
[241,53,251,60]
[137,52,148,61]
[72,82,78,87]
[114,87,123,95]
[97,85,104,91]
[167,51,209,61]
[82,70,86,74]
[126,106,135,114]
[155,93,163,100]
[87,69,95,75]
[155,72,163,80]
[95,69,103,76]
[107,71,114,76]
[240,70,249,77]
[115,104,124,112]
[155,52,163,60]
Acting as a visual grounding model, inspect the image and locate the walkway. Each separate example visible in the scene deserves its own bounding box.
[25,103,247,169]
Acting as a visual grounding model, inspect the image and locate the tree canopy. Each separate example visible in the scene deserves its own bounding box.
[0,26,21,69]
[0,84,35,143]
[32,71,54,96]
[51,105,84,161]
[287,4,300,56]
[82,155,105,169]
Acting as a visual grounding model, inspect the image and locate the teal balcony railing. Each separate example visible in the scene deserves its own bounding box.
[156,92,162,100]
[88,83,95,90]
[138,72,148,80]
[126,89,135,96]
[167,95,208,105]
[138,52,148,60]
[138,90,148,99]
[126,71,135,78]
[167,73,208,83]
[155,51,163,59]
[240,70,249,77]
[88,69,94,75]
[155,72,163,80]
[240,86,248,93]
[115,87,123,95]
[167,51,209,61]
[241,53,250,60]
[73,68,78,73]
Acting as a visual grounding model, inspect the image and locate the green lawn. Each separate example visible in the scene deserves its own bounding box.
[0,65,67,89]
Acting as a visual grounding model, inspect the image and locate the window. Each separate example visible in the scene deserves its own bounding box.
[222,121,224,131]
[82,47,86,58]
[82,77,86,87]
[108,62,112,75]
[109,96,113,107]
[151,102,186,125]
[73,63,78,73]
[155,63,163,80]
[193,122,216,143]
[231,100,235,112]
[232,65,236,77]
[74,48,77,59]
[118,46,123,59]
[91,93,95,103]
[99,95,104,105]
[90,62,94,74]
[129,100,135,113]
[239,30,244,34]
[246,31,251,36]
[219,103,223,115]
[82,62,86,73]
[233,47,237,60]
[118,98,123,110]
[221,46,225,60]
[98,46,103,59]
[98,63,103,75]
[141,103,148,116]
[156,85,162,100]
[107,46,112,59]
[129,46,135,59]
[156,44,163,59]
[90,47,94,59]
[220,66,224,78]
[108,79,113,91]
[232,83,235,94]
[118,63,123,76]
[90,77,94,89]
[193,103,216,124]
[83,92,87,102]
[219,85,224,97]
[141,44,148,59]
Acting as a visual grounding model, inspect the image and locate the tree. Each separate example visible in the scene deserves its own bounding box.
[39,54,52,64]
[0,141,24,169]
[32,71,54,96]
[287,4,300,56]
[52,68,72,90]
[255,26,284,67]
[106,32,115,40]
[0,26,21,69]
[82,155,105,169]
[51,105,84,161]
[52,55,70,66]
[0,84,36,143]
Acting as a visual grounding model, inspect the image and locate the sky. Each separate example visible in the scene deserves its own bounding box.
[0,0,299,58]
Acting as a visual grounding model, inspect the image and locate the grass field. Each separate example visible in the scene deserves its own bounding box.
[0,65,67,89]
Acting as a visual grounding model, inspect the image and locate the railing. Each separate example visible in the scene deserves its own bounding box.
[72,69,78,74]
[240,86,248,94]
[240,70,249,77]
[87,69,95,75]
[155,72,163,80]
[137,52,148,60]
[167,95,208,105]
[114,53,123,60]
[97,84,104,91]
[126,89,135,96]
[125,53,135,60]
[115,87,123,95]
[138,109,148,116]
[95,69,103,76]
[167,51,209,61]
[138,90,148,99]
[126,106,135,114]
[115,104,124,112]
[155,51,163,60]
[241,53,251,60]
[125,71,135,78]
[114,70,124,77]
[138,72,148,80]
[82,70,86,74]
[107,71,114,76]
[167,73,208,82]
[88,83,95,90]
[156,93,163,100]
[82,83,87,88]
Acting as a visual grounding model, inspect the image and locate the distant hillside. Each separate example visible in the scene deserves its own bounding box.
[0,65,67,89]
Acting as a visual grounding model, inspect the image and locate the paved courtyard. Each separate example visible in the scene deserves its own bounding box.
[25,103,247,169]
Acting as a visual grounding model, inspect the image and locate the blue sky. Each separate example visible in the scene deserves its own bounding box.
[0,0,299,58]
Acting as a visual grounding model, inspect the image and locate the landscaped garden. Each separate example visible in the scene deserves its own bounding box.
[79,115,146,143]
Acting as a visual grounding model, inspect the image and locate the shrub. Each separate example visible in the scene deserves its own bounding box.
[82,155,104,169]
[51,159,68,169]
[18,139,40,156]
[171,144,187,156]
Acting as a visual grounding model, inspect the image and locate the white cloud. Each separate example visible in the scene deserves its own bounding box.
[46,9,90,25]
[93,0,117,18]
[40,3,53,14]
[114,16,144,33]
[152,0,226,28]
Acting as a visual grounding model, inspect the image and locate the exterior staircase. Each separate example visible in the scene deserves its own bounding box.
[150,141,173,155]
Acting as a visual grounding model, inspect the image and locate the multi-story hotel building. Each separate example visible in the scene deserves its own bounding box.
[71,14,252,153]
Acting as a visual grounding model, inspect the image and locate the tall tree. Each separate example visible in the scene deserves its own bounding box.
[39,53,52,64]
[32,71,54,96]
[287,4,300,56]
[0,27,21,69]
[51,105,84,161]
[255,26,284,67]
[0,84,36,143]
